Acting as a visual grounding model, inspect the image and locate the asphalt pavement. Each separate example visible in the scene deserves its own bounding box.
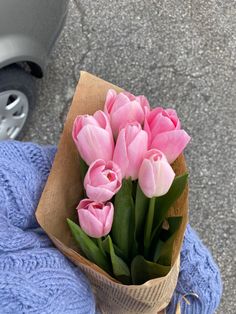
[23,0,236,312]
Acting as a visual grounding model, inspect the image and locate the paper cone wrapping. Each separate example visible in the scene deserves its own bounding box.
[36,71,189,314]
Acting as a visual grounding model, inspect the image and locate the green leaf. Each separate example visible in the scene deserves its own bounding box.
[79,157,88,182]
[151,173,188,242]
[134,183,149,245]
[144,197,156,257]
[106,236,131,284]
[157,216,183,266]
[153,239,165,263]
[67,219,111,273]
[102,236,127,261]
[131,255,171,285]
[97,238,106,257]
[111,179,134,261]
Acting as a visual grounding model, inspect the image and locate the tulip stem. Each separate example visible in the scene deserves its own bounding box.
[97,238,106,257]
[144,197,156,257]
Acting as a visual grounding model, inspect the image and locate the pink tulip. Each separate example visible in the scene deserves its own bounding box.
[104,89,150,137]
[113,122,148,180]
[144,107,190,164]
[77,199,114,238]
[138,149,175,198]
[84,159,122,202]
[72,110,114,165]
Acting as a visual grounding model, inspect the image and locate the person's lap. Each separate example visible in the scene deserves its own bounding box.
[0,141,222,313]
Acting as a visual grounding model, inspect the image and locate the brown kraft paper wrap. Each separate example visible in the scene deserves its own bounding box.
[36,71,189,314]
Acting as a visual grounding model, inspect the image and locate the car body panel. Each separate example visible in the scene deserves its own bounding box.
[0,0,68,74]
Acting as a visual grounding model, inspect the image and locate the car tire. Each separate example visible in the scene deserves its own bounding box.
[0,65,36,140]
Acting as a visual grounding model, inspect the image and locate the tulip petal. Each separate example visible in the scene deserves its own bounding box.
[113,129,129,178]
[165,109,181,129]
[103,204,114,235]
[87,165,109,186]
[94,110,113,136]
[84,160,122,201]
[91,206,107,224]
[105,179,120,191]
[93,171,110,186]
[77,125,113,164]
[147,107,163,126]
[136,95,150,112]
[125,122,141,144]
[127,130,148,179]
[123,91,136,101]
[86,185,115,202]
[138,159,156,198]
[144,117,152,147]
[150,113,176,135]
[151,130,191,164]
[111,103,144,136]
[105,90,148,136]
[112,93,131,112]
[72,116,83,144]
[84,160,105,187]
[104,89,117,114]
[77,198,94,210]
[113,123,147,180]
[81,115,99,127]
[78,209,104,238]
[154,160,175,196]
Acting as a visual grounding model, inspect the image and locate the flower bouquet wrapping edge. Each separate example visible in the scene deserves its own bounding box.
[36,71,189,314]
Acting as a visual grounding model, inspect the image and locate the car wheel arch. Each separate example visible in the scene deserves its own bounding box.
[0,35,46,77]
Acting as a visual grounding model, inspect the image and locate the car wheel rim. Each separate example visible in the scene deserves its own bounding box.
[0,90,29,140]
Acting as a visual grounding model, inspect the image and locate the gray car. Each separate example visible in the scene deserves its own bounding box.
[0,0,69,140]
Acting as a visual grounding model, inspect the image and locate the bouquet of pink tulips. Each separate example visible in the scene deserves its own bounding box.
[36,72,190,313]
[67,87,190,285]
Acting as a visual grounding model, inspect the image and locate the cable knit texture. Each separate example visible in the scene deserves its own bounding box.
[0,141,222,314]
[167,225,222,314]
[0,141,96,314]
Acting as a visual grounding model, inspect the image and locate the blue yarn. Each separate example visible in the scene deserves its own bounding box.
[0,141,222,314]
[0,141,96,314]
[167,225,222,314]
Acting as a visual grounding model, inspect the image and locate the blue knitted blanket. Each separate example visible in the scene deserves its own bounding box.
[0,141,222,314]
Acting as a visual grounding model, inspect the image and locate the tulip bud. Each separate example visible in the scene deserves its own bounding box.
[138,149,175,198]
[72,110,114,165]
[113,122,148,180]
[84,159,122,202]
[77,199,114,238]
[144,107,190,164]
[104,89,150,137]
